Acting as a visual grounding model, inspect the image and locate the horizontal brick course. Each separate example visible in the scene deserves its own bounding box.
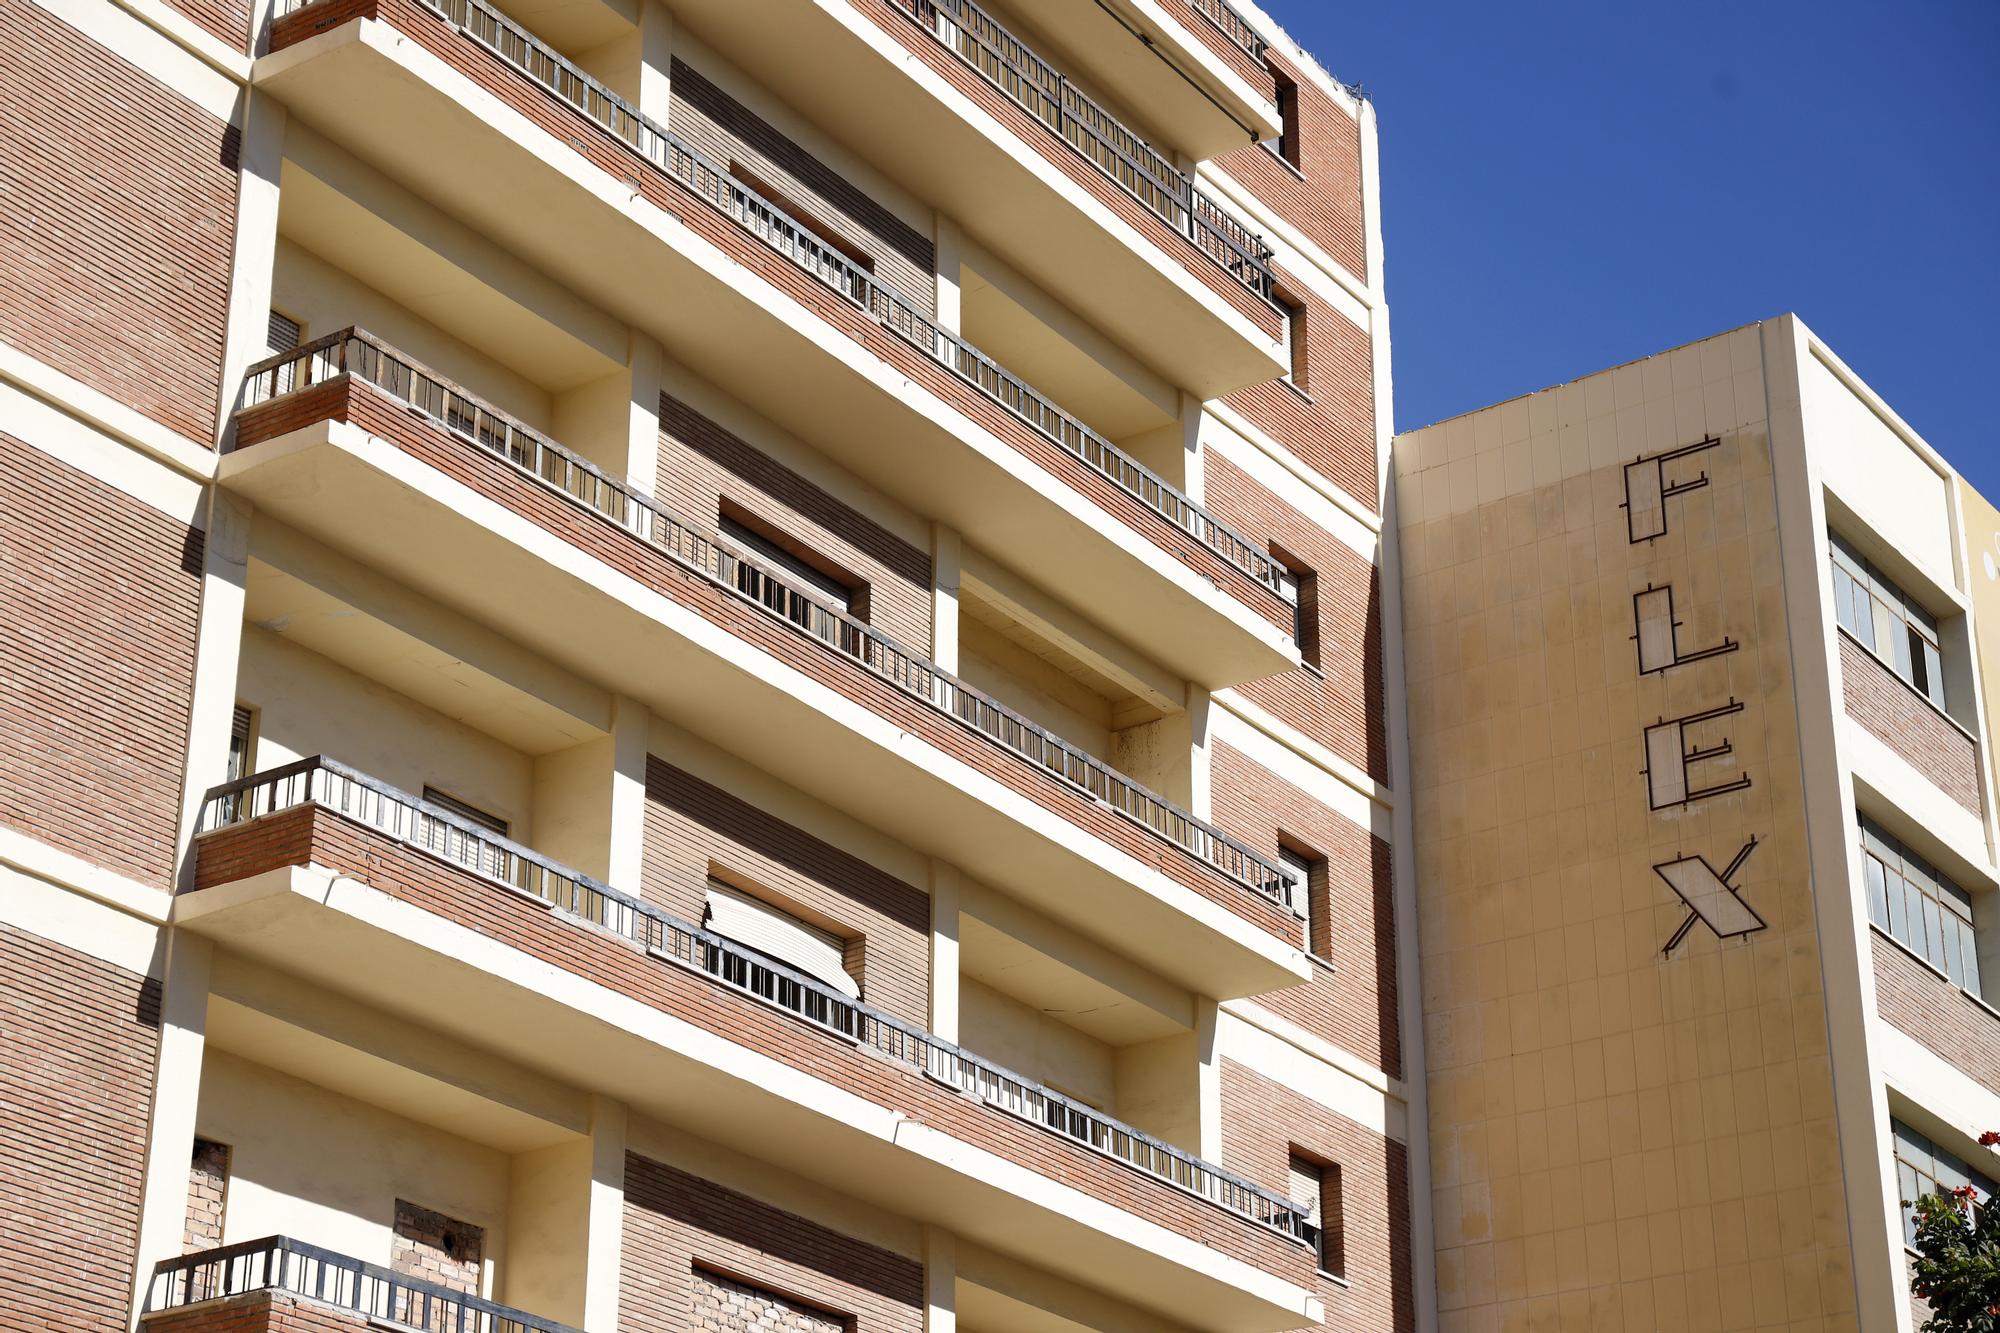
[1213,50,1368,283]
[1219,1059,1413,1333]
[1839,633,1982,815]
[232,378,1297,942]
[192,807,1314,1284]
[0,432,203,888]
[0,0,237,444]
[1871,930,2000,1096]
[265,0,1287,632]
[143,1290,402,1333]
[1171,1,1274,100]
[0,922,161,1332]
[620,1154,920,1333]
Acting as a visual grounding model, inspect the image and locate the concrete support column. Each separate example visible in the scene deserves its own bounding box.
[634,0,673,125]
[174,491,252,888]
[922,1227,956,1333]
[623,332,663,497]
[933,216,964,335]
[930,523,961,674]
[928,861,961,1043]
[125,930,214,1330]
[582,1095,628,1332]
[1178,391,1205,503]
[606,695,651,890]
[215,93,285,450]
[1194,996,1222,1162]
[1186,683,1213,823]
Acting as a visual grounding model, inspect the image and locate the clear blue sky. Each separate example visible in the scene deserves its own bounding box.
[1264,0,2000,494]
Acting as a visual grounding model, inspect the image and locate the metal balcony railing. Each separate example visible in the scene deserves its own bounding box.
[144,1235,575,1332]
[891,0,1278,303]
[279,0,1287,597]
[197,758,1319,1248]
[1188,0,1270,68]
[239,329,1299,912]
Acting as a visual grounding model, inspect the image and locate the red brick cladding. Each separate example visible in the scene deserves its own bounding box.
[668,58,934,317]
[263,0,1286,633]
[163,0,252,54]
[0,923,161,1331]
[1213,50,1367,282]
[1171,1,1273,101]
[142,1291,395,1333]
[656,394,932,650]
[620,1153,921,1333]
[1204,452,1386,780]
[232,379,1299,944]
[640,754,930,1027]
[1219,1059,1413,1333]
[191,806,1315,1284]
[1872,930,2000,1096]
[0,433,202,887]
[846,0,1284,340]
[0,0,237,443]
[1839,633,1983,815]
[1221,279,1377,512]
[1210,741,1400,1079]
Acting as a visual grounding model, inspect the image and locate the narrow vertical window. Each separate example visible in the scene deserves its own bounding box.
[1289,1150,1344,1277]
[227,705,254,783]
[1282,842,1330,959]
[1274,550,1321,667]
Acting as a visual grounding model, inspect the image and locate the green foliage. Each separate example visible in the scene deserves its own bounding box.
[1911,1183,2000,1333]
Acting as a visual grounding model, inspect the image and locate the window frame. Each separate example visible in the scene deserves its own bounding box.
[1892,1118,1995,1248]
[1859,815,1981,997]
[1829,534,1945,709]
[420,785,510,839]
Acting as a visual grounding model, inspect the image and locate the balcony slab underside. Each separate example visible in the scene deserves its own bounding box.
[668,0,1288,395]
[219,417,1309,999]
[177,864,1322,1332]
[255,18,1295,689]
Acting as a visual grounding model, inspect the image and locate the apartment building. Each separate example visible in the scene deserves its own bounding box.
[0,0,1417,1328]
[1395,315,2000,1332]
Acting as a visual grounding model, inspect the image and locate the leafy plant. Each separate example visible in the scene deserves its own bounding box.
[1910,1132,2000,1333]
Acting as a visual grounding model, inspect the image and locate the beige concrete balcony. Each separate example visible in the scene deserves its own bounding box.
[255,0,1297,687]
[221,329,1310,999]
[181,759,1326,1331]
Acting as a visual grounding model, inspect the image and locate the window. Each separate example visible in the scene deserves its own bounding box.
[1860,816,1981,996]
[227,706,255,783]
[1264,71,1302,170]
[1830,534,1945,708]
[1282,842,1329,957]
[1273,550,1320,667]
[704,878,860,1000]
[421,786,510,839]
[1893,1119,1994,1247]
[266,309,302,359]
[1289,1150,1343,1277]
[719,504,869,635]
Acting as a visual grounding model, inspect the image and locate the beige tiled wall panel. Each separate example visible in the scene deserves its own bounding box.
[1396,328,1858,1332]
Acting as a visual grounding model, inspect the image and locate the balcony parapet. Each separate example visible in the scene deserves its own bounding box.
[1187,0,1269,70]
[194,758,1321,1251]
[235,329,1300,918]
[885,0,1278,304]
[144,1234,574,1332]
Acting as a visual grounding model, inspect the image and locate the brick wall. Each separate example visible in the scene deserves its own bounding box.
[620,1154,917,1333]
[1872,929,2000,1096]
[192,806,1314,1283]
[847,1,1286,341]
[1210,742,1400,1077]
[1213,51,1367,283]
[0,433,203,887]
[1204,452,1387,780]
[390,1199,484,1295]
[655,394,932,650]
[1170,1,1273,100]
[143,1290,376,1333]
[263,0,1287,632]
[1840,633,1983,815]
[0,0,237,444]
[0,922,161,1331]
[1221,275,1377,513]
[640,754,931,1027]
[185,1139,232,1251]
[1219,1059,1413,1333]
[164,0,251,53]
[669,59,934,317]
[232,380,1298,942]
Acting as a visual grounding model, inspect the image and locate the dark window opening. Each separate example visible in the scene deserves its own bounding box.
[1273,546,1320,667]
[719,501,870,625]
[421,786,510,839]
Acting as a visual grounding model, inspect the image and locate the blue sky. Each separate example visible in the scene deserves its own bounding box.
[1264,0,2000,495]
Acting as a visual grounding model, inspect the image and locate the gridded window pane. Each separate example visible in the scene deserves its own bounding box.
[1830,534,1948,708]
[1893,1119,1996,1247]
[1860,814,1982,999]
[1863,855,1889,930]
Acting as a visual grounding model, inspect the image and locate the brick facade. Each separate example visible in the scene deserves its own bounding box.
[232,379,1298,943]
[1219,1059,1414,1332]
[1205,452,1388,780]
[0,433,204,887]
[1221,275,1378,512]
[185,1138,232,1252]
[191,805,1315,1284]
[1213,51,1368,283]
[640,754,931,1027]
[1839,632,1983,815]
[655,394,933,651]
[163,0,252,54]
[620,1154,917,1333]
[0,0,237,444]
[390,1199,485,1295]
[1871,929,2000,1096]
[1210,741,1401,1078]
[1171,1,1274,101]
[0,922,161,1331]
[142,1291,379,1333]
[669,58,934,317]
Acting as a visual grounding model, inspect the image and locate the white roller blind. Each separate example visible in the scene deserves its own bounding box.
[705,881,859,999]
[1288,1153,1323,1227]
